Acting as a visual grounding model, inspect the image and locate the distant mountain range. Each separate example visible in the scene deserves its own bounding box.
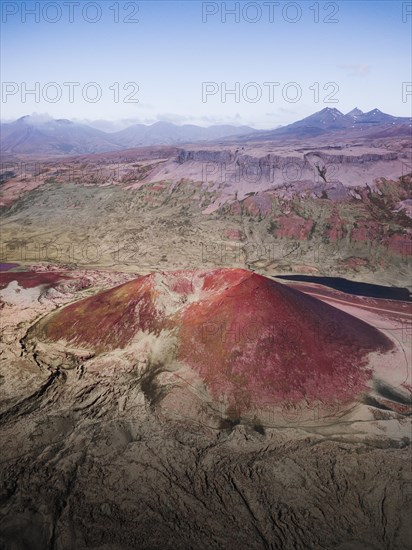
[1,108,410,155]
[0,116,258,155]
[113,121,259,148]
[239,107,411,141]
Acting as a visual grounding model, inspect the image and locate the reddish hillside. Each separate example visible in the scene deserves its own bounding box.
[37,268,394,406]
[41,275,168,352]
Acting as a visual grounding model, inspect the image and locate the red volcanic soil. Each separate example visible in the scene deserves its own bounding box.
[178,270,393,406]
[386,233,412,256]
[325,208,348,242]
[37,268,394,407]
[275,215,314,240]
[0,271,72,290]
[350,220,381,243]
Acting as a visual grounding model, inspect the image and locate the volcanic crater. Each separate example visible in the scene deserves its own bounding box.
[28,268,396,423]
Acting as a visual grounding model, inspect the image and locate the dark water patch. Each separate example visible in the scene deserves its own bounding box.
[0,263,20,272]
[276,275,411,302]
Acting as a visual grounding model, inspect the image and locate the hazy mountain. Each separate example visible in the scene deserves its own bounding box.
[239,107,411,141]
[0,115,122,155]
[351,108,412,127]
[346,107,364,119]
[112,121,258,147]
[1,110,410,155]
[0,116,257,155]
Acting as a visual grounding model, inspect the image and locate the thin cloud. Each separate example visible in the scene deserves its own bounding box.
[339,64,370,77]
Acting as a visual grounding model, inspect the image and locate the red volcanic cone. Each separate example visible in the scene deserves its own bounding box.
[38,268,393,409]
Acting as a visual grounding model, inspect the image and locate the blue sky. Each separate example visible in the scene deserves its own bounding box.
[1,0,411,128]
